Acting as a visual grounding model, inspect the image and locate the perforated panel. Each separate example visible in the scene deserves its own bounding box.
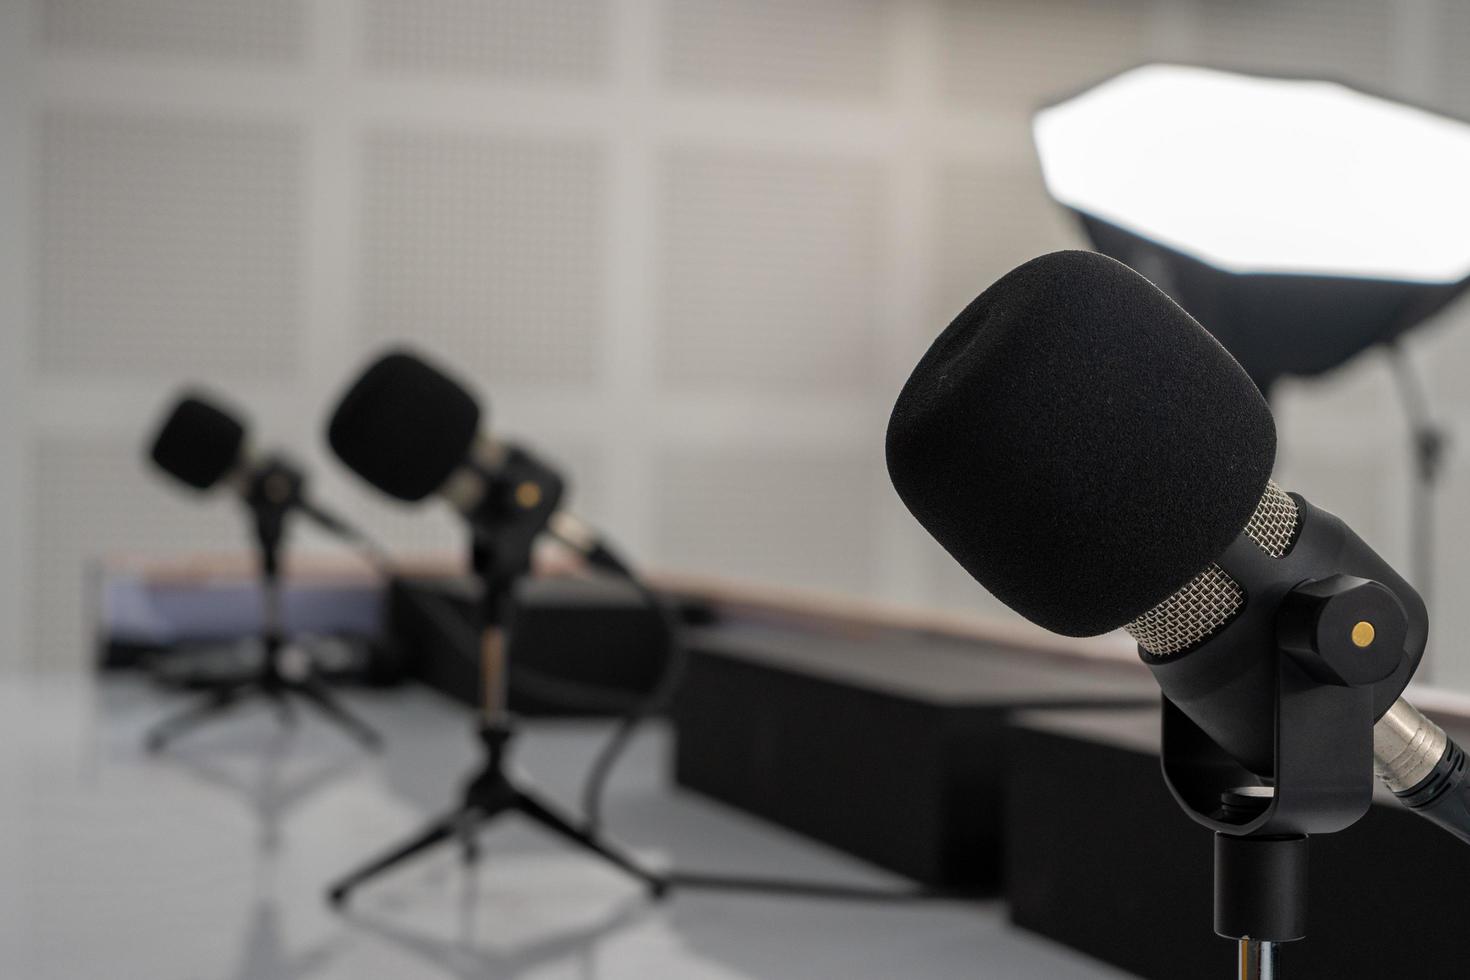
[336,492,465,559]
[665,0,890,99]
[1275,457,1393,560]
[1433,461,1470,690]
[659,149,882,391]
[12,0,1458,692]
[33,438,238,669]
[41,0,304,62]
[651,448,880,593]
[361,132,604,387]
[1436,2,1470,118]
[1196,0,1393,89]
[37,111,302,377]
[363,0,607,80]
[532,437,607,526]
[933,160,1077,325]
[940,0,1151,108]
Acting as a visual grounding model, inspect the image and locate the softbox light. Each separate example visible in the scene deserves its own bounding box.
[1033,63,1470,394]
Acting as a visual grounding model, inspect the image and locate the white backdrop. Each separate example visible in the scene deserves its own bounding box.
[3,0,1470,687]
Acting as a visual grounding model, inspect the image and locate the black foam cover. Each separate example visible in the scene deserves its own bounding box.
[148,394,246,491]
[327,349,482,502]
[886,250,1276,636]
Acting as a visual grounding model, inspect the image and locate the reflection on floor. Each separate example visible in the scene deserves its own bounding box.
[0,674,1130,979]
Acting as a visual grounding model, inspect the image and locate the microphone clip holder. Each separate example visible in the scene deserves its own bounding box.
[461,443,567,610]
[1151,494,1426,973]
[1161,580,1409,971]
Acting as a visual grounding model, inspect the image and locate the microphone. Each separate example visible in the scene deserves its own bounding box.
[149,393,250,494]
[886,249,1469,846]
[325,349,630,575]
[147,391,375,558]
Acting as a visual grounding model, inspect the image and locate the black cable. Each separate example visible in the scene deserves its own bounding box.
[573,547,964,906]
[577,558,689,832]
[334,517,971,908]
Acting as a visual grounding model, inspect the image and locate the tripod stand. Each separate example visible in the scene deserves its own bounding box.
[144,458,383,753]
[326,447,666,906]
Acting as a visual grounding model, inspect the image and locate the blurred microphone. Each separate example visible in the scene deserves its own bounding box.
[148,391,365,546]
[149,393,251,494]
[886,249,1470,846]
[325,350,629,575]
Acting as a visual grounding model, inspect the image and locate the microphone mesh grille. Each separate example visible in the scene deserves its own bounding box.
[1242,481,1297,557]
[1125,564,1244,656]
[1126,482,1298,656]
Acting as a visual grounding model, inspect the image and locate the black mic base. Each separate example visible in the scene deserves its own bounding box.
[1214,832,1308,945]
[324,720,667,907]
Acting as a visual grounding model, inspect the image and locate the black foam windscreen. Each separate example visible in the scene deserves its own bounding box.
[886,250,1276,637]
[148,393,246,491]
[327,349,482,502]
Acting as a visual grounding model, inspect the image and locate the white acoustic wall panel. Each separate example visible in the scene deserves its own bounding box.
[664,0,891,100]
[361,132,604,388]
[38,111,302,377]
[932,160,1077,328]
[532,438,608,527]
[1425,311,1470,414]
[1196,0,1394,89]
[41,0,305,64]
[363,0,608,81]
[659,149,882,392]
[651,447,881,594]
[940,0,1152,109]
[33,438,237,670]
[1432,460,1470,690]
[334,491,465,560]
[1436,1,1470,118]
[1275,454,1397,568]
[1275,354,1399,429]
[12,0,1470,691]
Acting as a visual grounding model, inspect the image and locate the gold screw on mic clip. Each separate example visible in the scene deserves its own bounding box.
[1351,621,1376,648]
[515,481,542,509]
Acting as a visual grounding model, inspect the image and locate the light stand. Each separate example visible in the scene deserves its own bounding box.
[144,457,384,752]
[325,445,666,906]
[1387,343,1448,623]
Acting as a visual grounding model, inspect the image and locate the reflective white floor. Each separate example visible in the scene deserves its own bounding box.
[0,674,1129,979]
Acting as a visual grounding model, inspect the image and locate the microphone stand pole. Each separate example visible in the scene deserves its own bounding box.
[326,473,666,907]
[143,458,383,752]
[1239,940,1276,980]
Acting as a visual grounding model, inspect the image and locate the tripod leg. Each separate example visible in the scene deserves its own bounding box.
[291,679,383,751]
[460,826,482,867]
[513,789,667,898]
[144,682,252,753]
[326,809,468,907]
[266,688,298,729]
